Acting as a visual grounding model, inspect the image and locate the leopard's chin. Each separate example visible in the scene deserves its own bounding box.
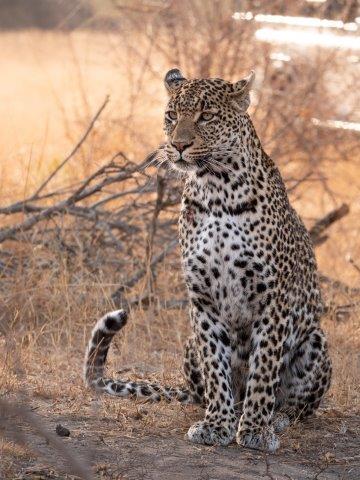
[171,159,199,172]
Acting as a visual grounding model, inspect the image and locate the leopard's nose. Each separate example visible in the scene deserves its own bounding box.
[171,141,194,153]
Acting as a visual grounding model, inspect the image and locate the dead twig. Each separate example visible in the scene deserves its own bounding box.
[33,95,110,198]
[0,96,110,220]
[145,169,167,291]
[310,204,350,246]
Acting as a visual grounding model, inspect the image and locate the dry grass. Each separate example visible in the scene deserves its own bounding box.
[0,8,359,477]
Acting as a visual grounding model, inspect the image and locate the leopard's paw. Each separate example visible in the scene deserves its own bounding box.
[236,427,279,452]
[187,420,236,446]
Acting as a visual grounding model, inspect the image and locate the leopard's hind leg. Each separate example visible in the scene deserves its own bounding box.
[275,327,332,428]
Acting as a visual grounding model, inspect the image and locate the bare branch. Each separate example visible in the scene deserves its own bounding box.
[310,204,350,246]
[0,155,147,244]
[33,95,110,198]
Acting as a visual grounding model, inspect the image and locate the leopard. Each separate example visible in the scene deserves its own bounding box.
[84,69,332,452]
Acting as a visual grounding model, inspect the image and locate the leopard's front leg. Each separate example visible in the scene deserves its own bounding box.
[236,313,285,452]
[187,307,238,446]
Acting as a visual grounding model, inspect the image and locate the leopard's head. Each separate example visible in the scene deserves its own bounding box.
[162,69,255,173]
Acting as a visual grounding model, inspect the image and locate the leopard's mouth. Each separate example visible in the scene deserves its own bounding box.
[172,158,198,172]
[174,158,188,167]
[168,150,214,173]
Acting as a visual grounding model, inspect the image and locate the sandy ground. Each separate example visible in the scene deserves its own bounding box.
[3,396,359,480]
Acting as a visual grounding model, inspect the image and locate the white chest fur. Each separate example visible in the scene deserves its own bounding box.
[179,200,265,326]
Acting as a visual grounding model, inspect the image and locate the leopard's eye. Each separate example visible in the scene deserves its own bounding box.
[166,111,177,121]
[199,112,215,122]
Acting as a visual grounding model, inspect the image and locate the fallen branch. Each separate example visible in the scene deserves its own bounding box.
[0,155,146,243]
[309,203,349,246]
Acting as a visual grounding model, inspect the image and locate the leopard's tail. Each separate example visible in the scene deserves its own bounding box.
[84,309,193,403]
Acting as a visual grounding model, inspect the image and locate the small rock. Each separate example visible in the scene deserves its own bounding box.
[339,421,347,434]
[324,451,335,462]
[55,424,70,437]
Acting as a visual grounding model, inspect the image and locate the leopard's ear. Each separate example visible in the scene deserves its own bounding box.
[229,71,255,112]
[164,68,187,94]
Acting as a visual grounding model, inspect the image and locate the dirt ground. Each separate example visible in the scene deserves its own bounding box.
[2,395,359,480]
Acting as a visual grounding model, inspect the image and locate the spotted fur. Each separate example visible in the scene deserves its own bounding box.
[84,70,331,451]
